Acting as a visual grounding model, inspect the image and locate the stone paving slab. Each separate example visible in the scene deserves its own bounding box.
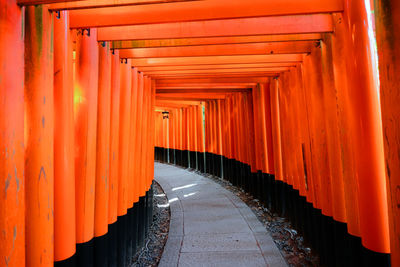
[178,251,267,267]
[181,232,260,252]
[155,163,287,267]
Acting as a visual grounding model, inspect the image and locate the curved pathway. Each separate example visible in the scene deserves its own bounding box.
[155,163,287,267]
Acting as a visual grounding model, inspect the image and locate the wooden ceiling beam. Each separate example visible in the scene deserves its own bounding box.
[97,14,332,40]
[69,0,342,28]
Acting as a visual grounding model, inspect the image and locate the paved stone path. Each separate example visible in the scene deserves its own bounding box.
[155,163,287,267]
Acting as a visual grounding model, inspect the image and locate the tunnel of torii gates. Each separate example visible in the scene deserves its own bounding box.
[1,0,400,266]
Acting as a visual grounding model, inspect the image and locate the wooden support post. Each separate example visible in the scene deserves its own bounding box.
[374,0,400,264]
[94,40,111,265]
[334,0,390,256]
[74,27,99,265]
[108,49,120,266]
[54,10,76,264]
[118,58,132,219]
[0,1,25,266]
[25,6,54,266]
[319,35,346,223]
[109,49,120,225]
[129,68,139,204]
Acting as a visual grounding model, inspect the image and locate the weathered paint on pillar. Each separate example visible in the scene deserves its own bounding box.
[0,1,25,266]
[330,13,361,237]
[270,80,283,182]
[320,34,346,223]
[53,10,76,262]
[374,0,400,263]
[25,5,54,266]
[94,41,111,238]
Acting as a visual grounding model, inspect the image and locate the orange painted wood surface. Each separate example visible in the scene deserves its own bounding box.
[108,49,121,225]
[0,1,25,266]
[74,28,99,245]
[94,41,111,237]
[374,0,400,263]
[54,11,76,261]
[24,6,55,266]
[69,0,342,28]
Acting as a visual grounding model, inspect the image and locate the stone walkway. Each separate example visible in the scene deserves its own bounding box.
[155,163,287,267]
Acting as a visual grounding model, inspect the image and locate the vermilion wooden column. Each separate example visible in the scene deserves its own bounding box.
[162,110,168,160]
[292,66,314,201]
[204,102,211,172]
[231,95,238,170]
[129,68,139,205]
[176,108,180,164]
[25,6,54,266]
[330,13,361,239]
[245,92,256,174]
[117,58,132,266]
[54,11,76,264]
[155,112,162,155]
[186,107,191,166]
[169,109,175,164]
[374,0,400,264]
[353,0,391,253]
[192,106,198,169]
[252,85,264,173]
[142,77,149,189]
[226,96,233,163]
[109,49,120,229]
[236,94,244,166]
[241,95,250,169]
[340,0,390,255]
[145,77,151,188]
[175,108,181,165]
[277,76,292,187]
[150,79,156,180]
[108,49,120,267]
[280,71,295,189]
[118,58,132,219]
[136,72,144,192]
[291,67,306,194]
[0,1,25,266]
[94,41,111,265]
[182,108,188,167]
[197,104,205,171]
[142,76,150,190]
[210,101,217,175]
[216,101,223,158]
[74,27,99,265]
[270,78,283,180]
[149,79,156,185]
[220,101,227,163]
[258,84,270,174]
[302,52,332,215]
[320,35,346,224]
[262,84,275,175]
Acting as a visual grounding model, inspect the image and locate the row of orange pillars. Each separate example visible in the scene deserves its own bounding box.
[152,2,400,267]
[1,3,157,267]
[1,1,400,267]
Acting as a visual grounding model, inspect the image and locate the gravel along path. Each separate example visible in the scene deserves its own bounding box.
[131,181,171,267]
